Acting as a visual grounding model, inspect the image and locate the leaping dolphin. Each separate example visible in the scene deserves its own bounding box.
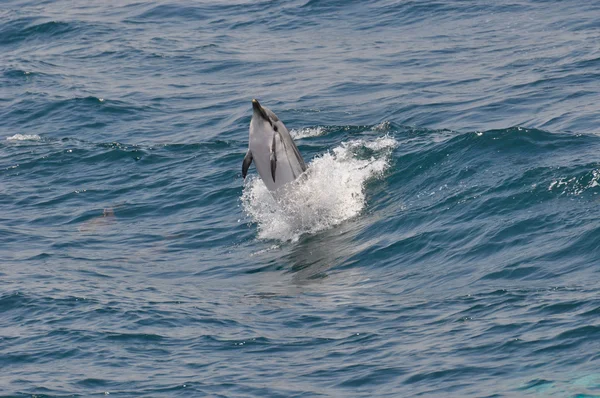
[242,99,307,191]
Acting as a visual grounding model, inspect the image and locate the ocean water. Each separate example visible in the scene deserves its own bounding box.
[2,0,600,396]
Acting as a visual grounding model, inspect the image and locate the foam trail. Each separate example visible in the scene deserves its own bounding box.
[242,135,397,242]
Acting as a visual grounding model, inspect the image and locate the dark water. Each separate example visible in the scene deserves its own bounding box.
[2,0,600,396]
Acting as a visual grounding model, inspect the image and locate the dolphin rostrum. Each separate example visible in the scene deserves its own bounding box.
[242,99,307,191]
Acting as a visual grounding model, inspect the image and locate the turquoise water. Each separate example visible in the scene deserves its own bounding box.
[2,1,600,396]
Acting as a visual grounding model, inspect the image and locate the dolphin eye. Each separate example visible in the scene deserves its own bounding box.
[273,125,278,132]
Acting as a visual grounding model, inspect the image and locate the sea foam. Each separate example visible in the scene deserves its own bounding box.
[290,126,326,139]
[6,134,41,141]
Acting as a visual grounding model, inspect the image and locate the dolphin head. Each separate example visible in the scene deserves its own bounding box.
[252,99,270,121]
[250,99,287,138]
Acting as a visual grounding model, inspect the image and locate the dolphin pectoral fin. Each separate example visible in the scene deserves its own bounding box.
[242,149,253,179]
[270,155,277,182]
[270,133,277,182]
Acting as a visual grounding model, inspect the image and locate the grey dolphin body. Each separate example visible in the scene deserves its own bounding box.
[242,99,307,191]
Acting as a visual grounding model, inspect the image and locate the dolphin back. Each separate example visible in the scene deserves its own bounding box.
[280,128,307,174]
[274,125,306,182]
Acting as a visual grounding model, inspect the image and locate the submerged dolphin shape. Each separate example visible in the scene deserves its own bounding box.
[242,99,307,191]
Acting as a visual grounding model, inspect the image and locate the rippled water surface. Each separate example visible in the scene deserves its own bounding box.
[2,1,600,396]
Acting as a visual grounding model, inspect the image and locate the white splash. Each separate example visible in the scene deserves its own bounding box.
[6,134,41,141]
[290,126,326,139]
[549,169,600,195]
[371,121,392,132]
[241,135,397,242]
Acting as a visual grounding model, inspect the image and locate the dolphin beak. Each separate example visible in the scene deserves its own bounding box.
[252,99,269,121]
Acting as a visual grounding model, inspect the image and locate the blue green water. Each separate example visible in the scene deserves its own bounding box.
[2,1,600,396]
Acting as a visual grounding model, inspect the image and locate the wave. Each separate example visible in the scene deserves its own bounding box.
[240,124,600,256]
[0,19,76,46]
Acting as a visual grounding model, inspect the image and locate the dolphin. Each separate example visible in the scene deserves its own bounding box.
[242,99,307,191]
